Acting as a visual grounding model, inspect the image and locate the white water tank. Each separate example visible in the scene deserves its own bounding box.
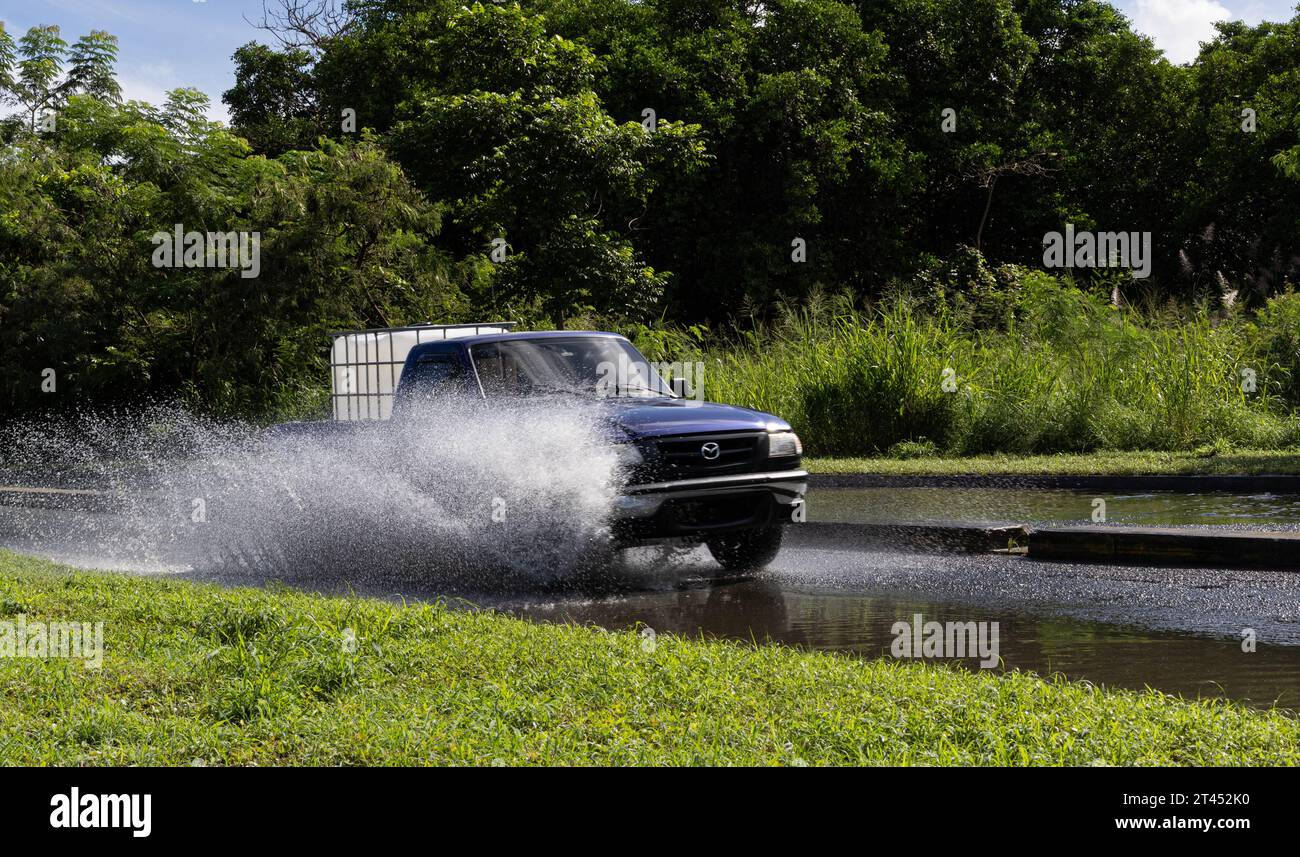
[329,322,514,420]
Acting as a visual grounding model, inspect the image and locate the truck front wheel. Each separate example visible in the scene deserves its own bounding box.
[706,525,784,572]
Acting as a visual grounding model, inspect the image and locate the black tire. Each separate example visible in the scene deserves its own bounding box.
[706,525,784,572]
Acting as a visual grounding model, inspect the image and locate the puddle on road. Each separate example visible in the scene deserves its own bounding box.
[496,582,1300,712]
[812,486,1300,528]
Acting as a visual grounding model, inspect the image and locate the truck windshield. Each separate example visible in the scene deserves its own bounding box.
[470,337,673,399]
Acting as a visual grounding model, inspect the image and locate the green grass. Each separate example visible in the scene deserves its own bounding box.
[807,449,1300,476]
[631,281,1300,458]
[1,550,1297,765]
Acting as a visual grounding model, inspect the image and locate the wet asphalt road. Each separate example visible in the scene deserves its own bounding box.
[4,500,1297,646]
[773,537,1300,646]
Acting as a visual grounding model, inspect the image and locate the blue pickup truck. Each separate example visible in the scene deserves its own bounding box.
[319,322,807,571]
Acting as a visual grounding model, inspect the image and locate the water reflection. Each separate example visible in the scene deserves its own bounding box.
[503,580,1300,711]
[812,486,1300,527]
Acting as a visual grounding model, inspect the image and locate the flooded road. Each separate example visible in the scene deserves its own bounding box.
[3,498,1300,711]
[502,581,1300,710]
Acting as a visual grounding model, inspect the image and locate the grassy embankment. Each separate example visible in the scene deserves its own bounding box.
[1,550,1297,765]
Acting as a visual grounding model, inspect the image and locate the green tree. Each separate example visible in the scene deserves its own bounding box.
[0,23,17,94]
[527,0,920,315]
[0,25,121,133]
[224,42,322,156]
[1,83,467,415]
[1178,14,1300,302]
[374,2,708,324]
[66,30,121,103]
[12,24,67,131]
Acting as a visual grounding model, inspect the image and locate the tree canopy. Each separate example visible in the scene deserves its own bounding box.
[2,3,1300,415]
[226,1,1300,314]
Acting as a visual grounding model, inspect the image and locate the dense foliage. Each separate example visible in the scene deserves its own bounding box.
[233,0,1300,314]
[635,280,1300,456]
[1,26,469,414]
[2,2,1300,429]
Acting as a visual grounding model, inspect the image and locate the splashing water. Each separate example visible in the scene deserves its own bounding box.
[0,401,625,586]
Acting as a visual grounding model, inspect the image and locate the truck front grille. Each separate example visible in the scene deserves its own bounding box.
[651,431,763,477]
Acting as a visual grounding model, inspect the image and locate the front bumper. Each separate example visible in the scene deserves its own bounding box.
[610,469,808,543]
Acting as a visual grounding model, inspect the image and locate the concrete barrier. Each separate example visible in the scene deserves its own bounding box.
[795,521,1299,569]
[810,472,1300,493]
[1028,526,1300,570]
[792,521,1029,554]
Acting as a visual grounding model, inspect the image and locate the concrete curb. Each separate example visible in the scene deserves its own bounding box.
[1029,526,1300,570]
[793,521,1029,554]
[810,472,1300,493]
[795,521,1299,569]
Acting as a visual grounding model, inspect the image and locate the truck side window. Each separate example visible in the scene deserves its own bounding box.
[473,344,528,397]
[400,357,463,405]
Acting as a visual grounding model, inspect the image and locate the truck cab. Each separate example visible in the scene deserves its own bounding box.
[328,323,807,571]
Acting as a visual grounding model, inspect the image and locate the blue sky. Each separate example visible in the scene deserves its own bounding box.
[3,0,269,122]
[3,0,1299,123]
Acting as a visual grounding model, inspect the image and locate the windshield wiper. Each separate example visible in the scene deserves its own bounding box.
[521,383,586,396]
[495,380,673,399]
[610,381,673,398]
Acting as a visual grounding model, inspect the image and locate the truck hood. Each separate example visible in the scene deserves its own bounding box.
[597,398,792,440]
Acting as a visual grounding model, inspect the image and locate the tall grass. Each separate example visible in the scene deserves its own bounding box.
[633,283,1300,457]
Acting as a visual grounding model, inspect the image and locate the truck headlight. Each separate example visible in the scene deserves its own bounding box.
[613,443,644,469]
[767,431,802,457]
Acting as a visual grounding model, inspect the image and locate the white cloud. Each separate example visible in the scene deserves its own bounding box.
[1131,0,1234,63]
[118,62,230,125]
[117,63,177,108]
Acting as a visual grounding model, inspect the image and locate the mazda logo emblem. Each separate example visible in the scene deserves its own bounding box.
[700,442,721,460]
